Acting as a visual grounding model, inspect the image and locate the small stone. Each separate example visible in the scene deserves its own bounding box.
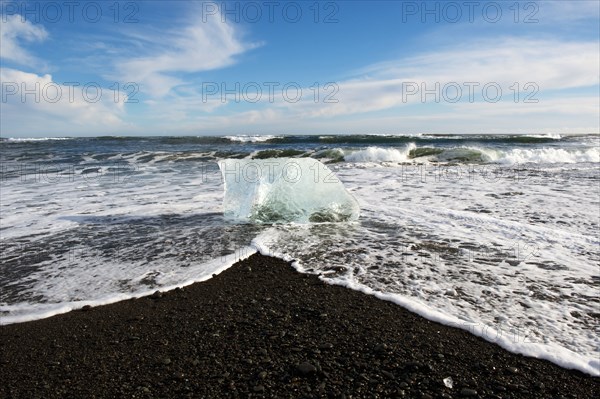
[507,366,519,374]
[406,361,423,370]
[472,362,485,370]
[161,358,171,365]
[191,359,200,366]
[258,371,267,380]
[81,305,92,311]
[141,387,150,393]
[151,291,162,299]
[460,388,478,397]
[253,385,265,392]
[443,377,453,388]
[296,361,317,375]
[173,371,184,380]
[381,370,394,379]
[400,382,409,388]
[507,383,521,391]
[374,343,388,353]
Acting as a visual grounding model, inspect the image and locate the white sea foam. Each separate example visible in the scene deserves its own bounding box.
[225,135,281,143]
[526,133,563,139]
[0,247,256,325]
[344,144,415,162]
[342,144,600,165]
[5,137,73,142]
[493,147,600,164]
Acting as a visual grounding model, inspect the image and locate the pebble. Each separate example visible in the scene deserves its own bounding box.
[296,362,317,375]
[507,366,519,374]
[161,358,171,366]
[253,385,265,392]
[507,383,521,391]
[381,370,394,379]
[374,343,388,353]
[258,371,267,380]
[460,388,478,397]
[173,372,184,380]
[151,291,163,299]
[406,361,423,370]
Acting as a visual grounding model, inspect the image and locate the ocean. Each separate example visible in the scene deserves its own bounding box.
[0,134,598,375]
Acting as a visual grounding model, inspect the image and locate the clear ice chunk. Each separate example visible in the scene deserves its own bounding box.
[218,158,360,223]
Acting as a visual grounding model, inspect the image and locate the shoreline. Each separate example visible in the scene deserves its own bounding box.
[1,253,598,398]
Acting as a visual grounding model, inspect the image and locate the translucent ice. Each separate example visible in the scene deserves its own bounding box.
[218,158,360,223]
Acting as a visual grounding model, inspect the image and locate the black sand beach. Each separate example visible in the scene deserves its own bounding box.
[1,254,598,398]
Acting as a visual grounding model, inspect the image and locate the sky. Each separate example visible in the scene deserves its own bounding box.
[0,0,599,137]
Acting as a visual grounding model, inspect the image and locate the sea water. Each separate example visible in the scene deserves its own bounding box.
[0,134,598,375]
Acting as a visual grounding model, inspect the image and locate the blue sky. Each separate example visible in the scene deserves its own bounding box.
[1,0,599,137]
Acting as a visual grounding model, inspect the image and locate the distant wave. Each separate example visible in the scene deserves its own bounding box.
[492,147,600,164]
[225,135,283,143]
[344,144,415,162]
[270,134,580,146]
[3,137,73,142]
[344,145,600,165]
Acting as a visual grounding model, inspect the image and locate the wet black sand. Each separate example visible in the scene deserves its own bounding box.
[1,254,598,398]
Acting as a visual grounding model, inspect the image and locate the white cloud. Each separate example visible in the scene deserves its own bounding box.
[1,68,129,135]
[362,38,599,89]
[286,38,600,118]
[0,15,48,66]
[114,7,259,97]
